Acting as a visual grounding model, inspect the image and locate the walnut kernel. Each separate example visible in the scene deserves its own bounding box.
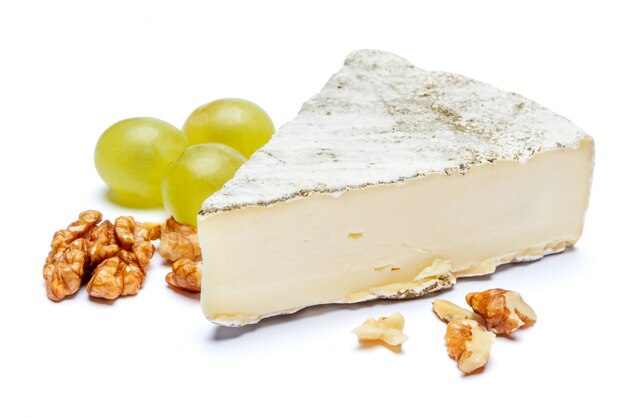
[46,238,89,301]
[86,250,146,299]
[133,241,156,272]
[43,210,102,282]
[466,289,537,335]
[166,259,202,292]
[159,217,201,262]
[432,299,485,325]
[113,216,160,272]
[86,220,119,265]
[352,312,409,347]
[86,257,123,299]
[445,319,495,374]
[114,216,160,249]
[43,210,102,300]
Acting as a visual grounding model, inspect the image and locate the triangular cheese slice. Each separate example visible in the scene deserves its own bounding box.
[199,49,594,326]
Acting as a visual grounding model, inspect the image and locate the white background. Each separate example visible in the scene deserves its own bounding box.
[1,1,625,416]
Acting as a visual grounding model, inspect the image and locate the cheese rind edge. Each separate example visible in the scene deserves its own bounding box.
[201,49,589,214]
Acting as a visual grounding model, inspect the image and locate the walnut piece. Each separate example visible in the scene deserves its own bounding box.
[166,259,202,292]
[466,289,537,335]
[43,210,102,301]
[352,312,409,347]
[86,250,146,299]
[114,216,161,248]
[133,241,156,272]
[43,210,102,282]
[86,220,119,265]
[159,217,201,262]
[432,299,485,325]
[46,238,89,301]
[134,221,161,242]
[445,319,496,374]
[114,216,160,271]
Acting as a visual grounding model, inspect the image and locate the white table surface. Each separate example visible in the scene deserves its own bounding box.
[1,1,624,416]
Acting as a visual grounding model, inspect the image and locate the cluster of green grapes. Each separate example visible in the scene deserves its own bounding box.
[94,99,274,226]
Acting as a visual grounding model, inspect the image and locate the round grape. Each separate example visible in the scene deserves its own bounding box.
[161,143,246,226]
[182,98,275,158]
[94,117,187,208]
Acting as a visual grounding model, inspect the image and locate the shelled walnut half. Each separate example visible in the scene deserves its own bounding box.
[159,217,203,293]
[466,289,537,335]
[87,250,146,299]
[45,238,90,301]
[43,210,102,301]
[86,220,119,265]
[159,217,201,262]
[114,216,161,271]
[445,319,496,374]
[432,299,485,325]
[166,259,202,293]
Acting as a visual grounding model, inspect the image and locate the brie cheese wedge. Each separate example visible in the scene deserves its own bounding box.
[198,50,594,326]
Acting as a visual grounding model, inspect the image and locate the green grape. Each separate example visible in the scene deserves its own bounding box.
[94,117,187,208]
[161,143,246,226]
[182,98,275,158]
